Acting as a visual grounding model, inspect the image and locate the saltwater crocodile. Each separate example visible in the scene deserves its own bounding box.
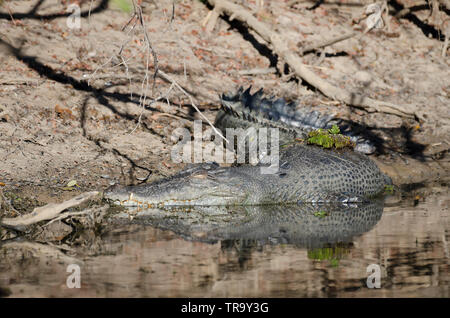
[105,87,391,207]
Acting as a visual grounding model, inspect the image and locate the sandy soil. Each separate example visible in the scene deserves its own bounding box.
[0,0,449,206]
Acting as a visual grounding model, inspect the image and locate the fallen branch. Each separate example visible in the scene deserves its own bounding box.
[43,205,107,228]
[206,0,417,119]
[0,191,99,230]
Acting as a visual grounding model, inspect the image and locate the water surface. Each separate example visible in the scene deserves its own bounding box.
[0,191,448,297]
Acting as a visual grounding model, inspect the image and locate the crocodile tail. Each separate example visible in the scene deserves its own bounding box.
[221,87,376,154]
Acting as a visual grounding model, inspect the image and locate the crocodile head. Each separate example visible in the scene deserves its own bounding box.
[104,163,252,207]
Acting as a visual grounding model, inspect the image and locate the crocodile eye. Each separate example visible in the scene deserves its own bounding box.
[278,172,287,178]
[280,161,291,170]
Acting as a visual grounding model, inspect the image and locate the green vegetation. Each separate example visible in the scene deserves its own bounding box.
[384,184,394,194]
[307,125,354,149]
[307,246,350,267]
[110,0,132,13]
[313,210,328,218]
[328,124,340,135]
[329,258,340,267]
[62,180,80,191]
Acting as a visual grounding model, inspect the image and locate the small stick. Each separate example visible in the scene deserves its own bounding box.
[157,69,229,143]
[442,18,450,57]
[299,32,357,55]
[205,9,220,32]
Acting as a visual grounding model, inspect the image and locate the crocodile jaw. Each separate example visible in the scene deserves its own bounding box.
[104,182,249,207]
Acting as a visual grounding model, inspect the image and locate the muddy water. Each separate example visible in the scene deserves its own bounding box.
[0,191,448,298]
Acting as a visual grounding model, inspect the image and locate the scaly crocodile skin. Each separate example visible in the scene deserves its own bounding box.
[105,88,391,207]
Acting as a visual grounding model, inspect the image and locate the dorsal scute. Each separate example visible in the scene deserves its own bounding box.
[220,87,376,154]
[221,86,336,131]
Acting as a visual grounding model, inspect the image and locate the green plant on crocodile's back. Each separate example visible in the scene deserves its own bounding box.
[307,125,355,149]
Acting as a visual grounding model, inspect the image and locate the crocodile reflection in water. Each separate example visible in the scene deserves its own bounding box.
[113,199,384,249]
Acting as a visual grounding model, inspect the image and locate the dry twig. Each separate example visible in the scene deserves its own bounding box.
[157,70,228,142]
[299,32,357,55]
[0,191,99,230]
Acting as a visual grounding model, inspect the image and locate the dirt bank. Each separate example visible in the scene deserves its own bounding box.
[0,0,449,206]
